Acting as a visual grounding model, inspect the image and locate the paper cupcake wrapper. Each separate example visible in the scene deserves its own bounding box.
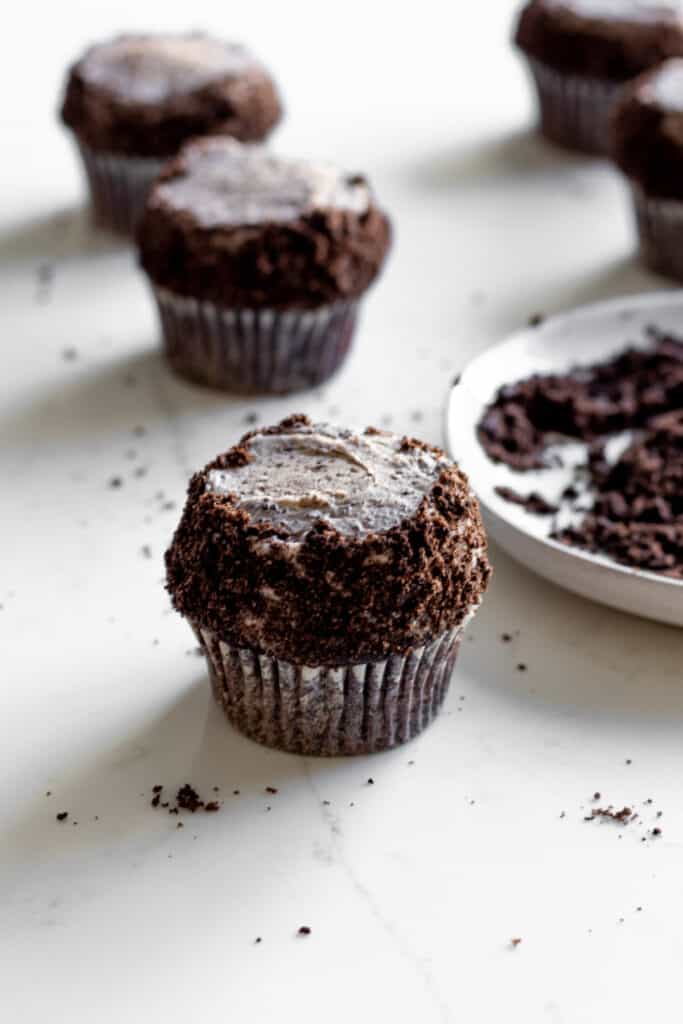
[630,185,683,282]
[75,142,164,236]
[527,59,620,155]
[193,624,464,756]
[153,287,359,394]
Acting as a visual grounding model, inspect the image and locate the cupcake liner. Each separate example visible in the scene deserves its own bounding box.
[193,624,465,756]
[527,59,620,155]
[630,185,683,282]
[75,142,164,236]
[153,286,359,394]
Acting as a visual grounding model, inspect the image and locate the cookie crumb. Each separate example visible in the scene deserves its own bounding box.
[510,937,522,948]
[56,812,68,822]
[297,926,311,937]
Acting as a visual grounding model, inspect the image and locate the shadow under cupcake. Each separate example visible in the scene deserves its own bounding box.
[165,415,491,756]
[137,137,391,394]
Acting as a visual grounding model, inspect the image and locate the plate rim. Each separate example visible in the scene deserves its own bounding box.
[444,289,683,596]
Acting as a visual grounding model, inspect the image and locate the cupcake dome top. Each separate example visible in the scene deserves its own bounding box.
[206,420,450,539]
[149,137,371,228]
[138,138,391,310]
[611,57,683,197]
[515,0,683,79]
[165,415,491,664]
[72,35,257,105]
[61,33,282,157]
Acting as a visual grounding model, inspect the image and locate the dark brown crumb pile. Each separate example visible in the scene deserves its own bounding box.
[478,328,683,577]
[554,411,683,578]
[150,784,222,815]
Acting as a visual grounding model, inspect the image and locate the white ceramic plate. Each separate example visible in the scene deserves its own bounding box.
[445,291,683,627]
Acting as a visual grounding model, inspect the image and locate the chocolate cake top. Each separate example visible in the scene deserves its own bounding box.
[138,138,391,309]
[515,0,683,80]
[150,138,370,228]
[165,415,491,665]
[611,58,683,196]
[61,33,282,158]
[207,421,449,538]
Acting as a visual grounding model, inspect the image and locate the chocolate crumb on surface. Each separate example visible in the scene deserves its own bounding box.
[108,476,123,489]
[265,786,278,794]
[56,812,68,821]
[510,937,522,948]
[585,806,634,824]
[176,784,204,812]
[297,926,311,936]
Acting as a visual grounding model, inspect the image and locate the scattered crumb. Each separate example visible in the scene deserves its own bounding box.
[528,312,545,327]
[233,790,240,796]
[265,786,278,794]
[626,759,632,765]
[593,792,601,800]
[297,926,311,937]
[140,545,152,559]
[244,412,259,425]
[176,784,204,813]
[132,425,146,437]
[516,663,527,672]
[510,937,522,948]
[322,800,330,806]
[367,778,375,786]
[45,791,51,797]
[255,936,262,944]
[204,802,220,813]
[652,827,662,837]
[584,806,634,824]
[501,633,513,643]
[108,476,123,489]
[62,347,78,362]
[56,812,68,822]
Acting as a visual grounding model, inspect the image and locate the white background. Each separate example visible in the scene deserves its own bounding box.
[2,2,683,1021]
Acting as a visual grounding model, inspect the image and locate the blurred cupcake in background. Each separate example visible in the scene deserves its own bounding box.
[60,33,281,235]
[514,0,683,154]
[611,57,683,279]
[137,137,391,394]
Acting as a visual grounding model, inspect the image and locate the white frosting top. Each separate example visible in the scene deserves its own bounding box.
[641,57,683,109]
[206,424,449,539]
[153,138,371,227]
[78,34,255,105]
[545,0,679,21]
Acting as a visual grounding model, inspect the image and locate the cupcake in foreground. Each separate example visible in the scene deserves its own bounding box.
[166,415,491,755]
[611,58,683,279]
[60,33,281,235]
[138,138,391,394]
[514,0,683,154]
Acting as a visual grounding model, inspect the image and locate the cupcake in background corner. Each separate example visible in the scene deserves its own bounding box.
[165,416,491,756]
[60,33,282,236]
[514,0,683,154]
[137,138,391,394]
[611,58,683,280]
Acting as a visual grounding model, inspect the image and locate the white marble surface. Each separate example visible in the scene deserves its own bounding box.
[2,2,683,1022]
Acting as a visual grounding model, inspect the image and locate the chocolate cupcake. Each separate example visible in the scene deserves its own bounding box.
[514,0,683,154]
[611,58,683,279]
[60,33,281,235]
[166,416,491,755]
[138,138,391,394]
